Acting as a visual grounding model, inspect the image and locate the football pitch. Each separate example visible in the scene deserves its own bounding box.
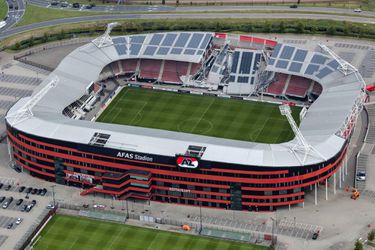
[33,215,267,250]
[97,87,301,143]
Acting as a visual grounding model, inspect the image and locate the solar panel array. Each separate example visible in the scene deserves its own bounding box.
[112,32,212,62]
[229,50,261,85]
[268,43,339,80]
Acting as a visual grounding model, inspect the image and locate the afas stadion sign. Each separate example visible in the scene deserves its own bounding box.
[176,155,199,169]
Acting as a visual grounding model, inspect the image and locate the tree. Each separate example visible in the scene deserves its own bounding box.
[279,21,285,33]
[354,240,363,250]
[296,22,304,33]
[263,21,271,33]
[368,230,375,241]
[327,26,336,35]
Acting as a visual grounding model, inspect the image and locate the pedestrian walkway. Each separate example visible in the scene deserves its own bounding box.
[0,74,42,86]
[16,62,50,75]
[0,235,8,248]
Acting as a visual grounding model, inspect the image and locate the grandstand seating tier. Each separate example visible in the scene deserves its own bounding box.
[139,59,162,80]
[285,75,312,98]
[161,61,189,83]
[266,73,288,96]
[122,59,138,73]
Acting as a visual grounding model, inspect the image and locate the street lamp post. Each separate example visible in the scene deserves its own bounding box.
[199,201,202,234]
[51,185,56,206]
[111,196,115,209]
[126,199,129,219]
[271,217,276,247]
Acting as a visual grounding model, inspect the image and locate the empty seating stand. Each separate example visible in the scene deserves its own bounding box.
[311,82,322,96]
[139,59,162,80]
[161,61,189,83]
[111,61,121,76]
[122,59,138,73]
[265,73,288,96]
[190,63,201,76]
[285,75,312,98]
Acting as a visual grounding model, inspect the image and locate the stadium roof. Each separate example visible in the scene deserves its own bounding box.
[110,32,213,64]
[6,33,364,167]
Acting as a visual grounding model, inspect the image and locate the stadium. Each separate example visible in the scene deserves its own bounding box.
[5,23,368,212]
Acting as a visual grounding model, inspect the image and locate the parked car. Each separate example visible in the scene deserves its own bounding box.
[0,196,5,203]
[15,218,22,225]
[93,204,106,209]
[290,4,298,8]
[31,200,37,206]
[5,184,11,191]
[46,204,55,209]
[0,183,3,189]
[25,205,33,212]
[7,223,13,229]
[72,2,80,8]
[2,202,9,209]
[312,231,320,240]
[19,186,25,193]
[356,171,366,181]
[31,188,38,194]
[21,204,27,212]
[41,188,47,196]
[25,187,32,194]
[60,1,68,7]
[37,189,43,195]
[50,1,59,6]
[16,199,23,206]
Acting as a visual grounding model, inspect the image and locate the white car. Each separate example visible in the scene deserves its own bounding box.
[354,8,362,13]
[356,171,366,181]
[15,218,22,225]
[93,204,106,209]
[46,204,55,209]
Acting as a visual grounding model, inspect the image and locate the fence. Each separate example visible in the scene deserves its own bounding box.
[13,38,92,60]
[57,202,273,246]
[17,206,57,250]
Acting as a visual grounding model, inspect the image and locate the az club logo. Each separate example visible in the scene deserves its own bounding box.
[176,156,199,169]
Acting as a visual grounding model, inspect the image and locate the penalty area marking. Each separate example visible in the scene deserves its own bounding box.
[129,101,148,125]
[248,128,262,142]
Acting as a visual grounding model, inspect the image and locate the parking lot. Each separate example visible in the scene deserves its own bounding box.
[0,216,19,230]
[0,179,52,250]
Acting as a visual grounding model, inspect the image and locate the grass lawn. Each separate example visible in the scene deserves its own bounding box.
[0,0,7,21]
[16,4,106,27]
[97,87,300,143]
[33,215,267,250]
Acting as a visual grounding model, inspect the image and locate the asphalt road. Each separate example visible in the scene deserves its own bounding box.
[1,11,375,40]
[24,0,375,16]
[0,0,25,33]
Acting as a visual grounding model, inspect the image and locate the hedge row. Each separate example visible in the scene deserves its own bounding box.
[7,19,375,51]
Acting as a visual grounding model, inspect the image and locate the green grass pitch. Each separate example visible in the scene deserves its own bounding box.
[97,87,301,143]
[33,215,268,250]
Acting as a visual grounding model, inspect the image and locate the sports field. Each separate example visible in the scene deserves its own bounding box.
[97,87,301,143]
[33,215,267,250]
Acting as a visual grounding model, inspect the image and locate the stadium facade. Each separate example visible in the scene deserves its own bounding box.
[5,28,367,211]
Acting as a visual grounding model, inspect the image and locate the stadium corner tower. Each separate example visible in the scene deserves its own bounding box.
[5,26,368,211]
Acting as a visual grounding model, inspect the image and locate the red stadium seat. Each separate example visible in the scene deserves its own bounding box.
[265,73,288,96]
[139,59,162,80]
[285,75,312,98]
[161,61,189,83]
